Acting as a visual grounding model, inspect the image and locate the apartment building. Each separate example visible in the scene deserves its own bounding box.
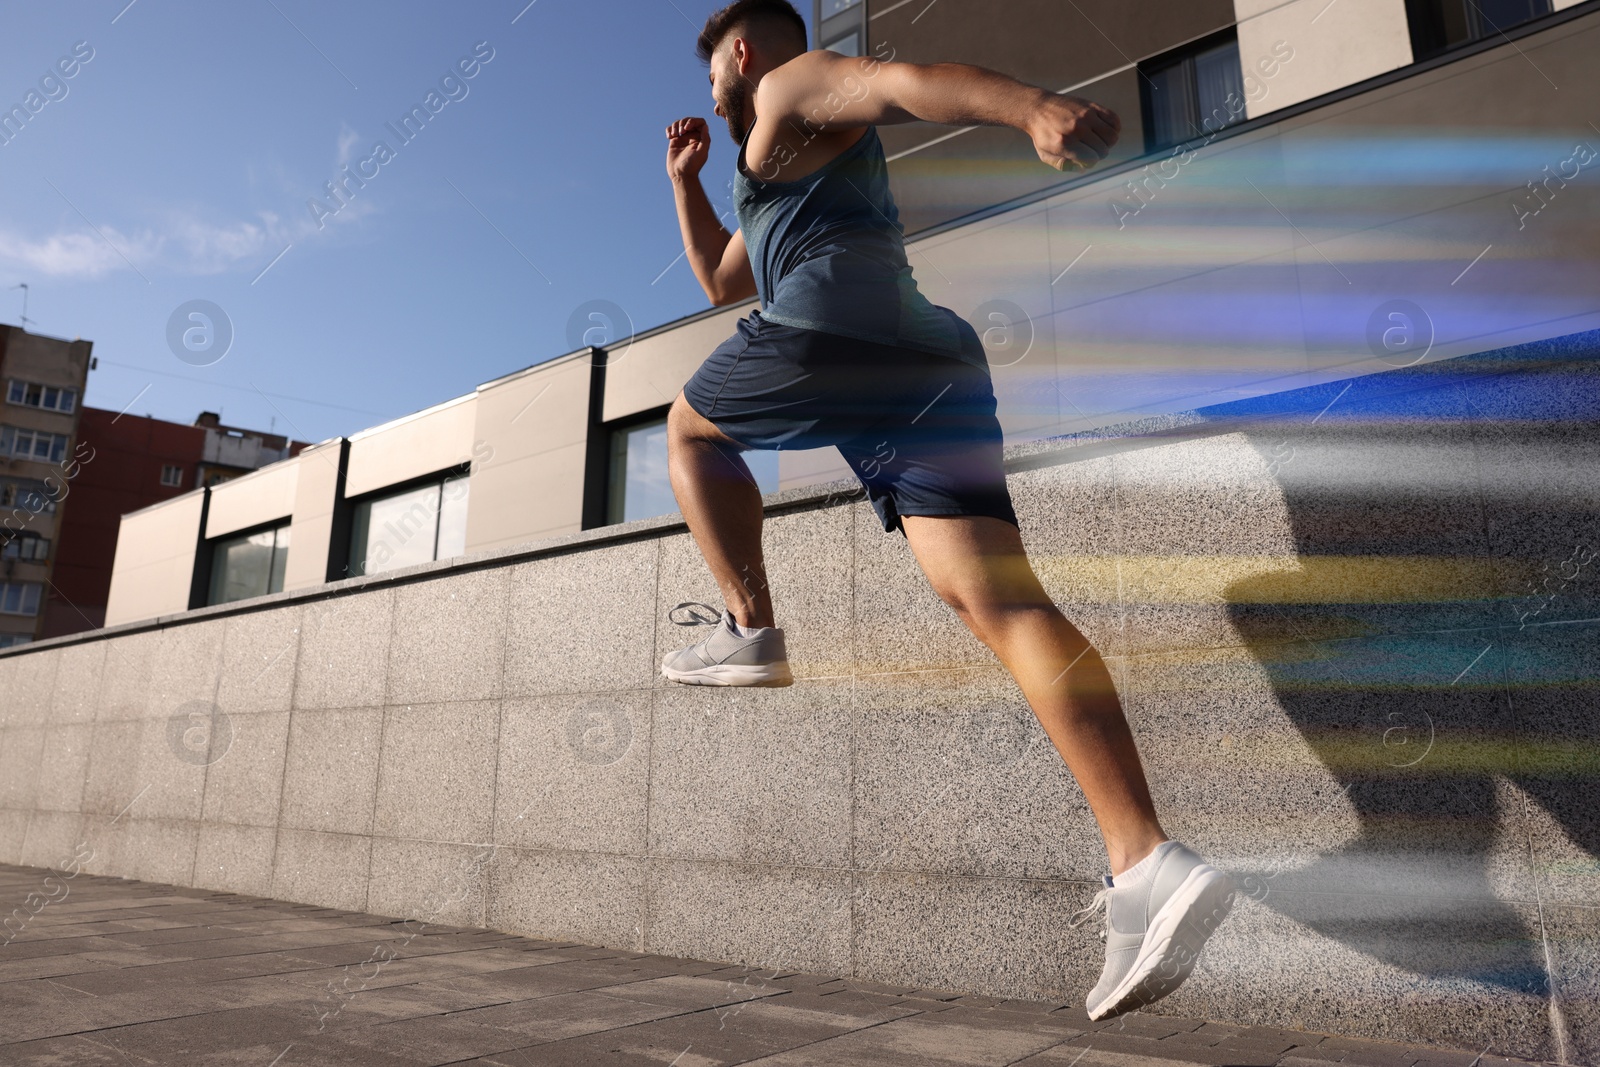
[101,0,1600,627]
[0,325,93,648]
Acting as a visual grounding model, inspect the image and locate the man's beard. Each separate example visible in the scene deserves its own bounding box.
[718,72,755,145]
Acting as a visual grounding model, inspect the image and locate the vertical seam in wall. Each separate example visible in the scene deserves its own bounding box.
[187,627,226,887]
[77,632,152,875]
[1109,449,1129,671]
[17,810,37,870]
[366,588,401,913]
[486,566,513,930]
[68,643,107,824]
[1524,767,1573,1064]
[268,601,313,900]
[21,729,44,850]
[1507,664,1573,1063]
[847,500,860,979]
[642,537,662,954]
[1466,378,1569,1059]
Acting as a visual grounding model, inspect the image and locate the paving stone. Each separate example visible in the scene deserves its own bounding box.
[445,989,689,1042]
[0,863,1548,1067]
[589,972,787,1011]
[0,1035,134,1066]
[512,993,875,1066]
[1276,1052,1351,1065]
[317,1012,538,1064]
[735,1010,1067,1065]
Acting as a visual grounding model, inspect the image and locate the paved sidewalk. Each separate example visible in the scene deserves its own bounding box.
[0,863,1541,1067]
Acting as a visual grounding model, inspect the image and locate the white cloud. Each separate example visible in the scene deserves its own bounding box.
[0,226,157,279]
[336,122,361,169]
[0,209,303,280]
[0,126,387,281]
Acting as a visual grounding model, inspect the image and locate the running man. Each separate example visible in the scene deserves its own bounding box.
[660,0,1233,1020]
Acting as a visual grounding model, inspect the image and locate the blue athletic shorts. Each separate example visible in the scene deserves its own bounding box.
[681,307,1019,536]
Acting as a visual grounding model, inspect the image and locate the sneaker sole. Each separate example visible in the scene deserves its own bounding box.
[660,662,794,687]
[1087,865,1235,1021]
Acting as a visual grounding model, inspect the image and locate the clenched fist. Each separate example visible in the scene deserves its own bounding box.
[1026,94,1120,172]
[666,116,711,183]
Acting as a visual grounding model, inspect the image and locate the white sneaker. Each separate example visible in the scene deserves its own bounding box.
[1071,840,1235,1021]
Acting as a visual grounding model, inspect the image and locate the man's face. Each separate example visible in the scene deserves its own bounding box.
[709,41,755,145]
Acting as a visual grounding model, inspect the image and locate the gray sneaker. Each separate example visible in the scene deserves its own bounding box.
[661,608,793,687]
[1070,840,1235,1021]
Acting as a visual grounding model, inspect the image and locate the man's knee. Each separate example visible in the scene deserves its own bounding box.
[669,391,725,445]
[932,577,1059,645]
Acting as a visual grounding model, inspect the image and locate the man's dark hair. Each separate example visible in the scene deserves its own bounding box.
[696,0,808,65]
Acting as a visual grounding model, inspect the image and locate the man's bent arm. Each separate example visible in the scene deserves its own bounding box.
[761,50,1120,171]
[671,174,756,305]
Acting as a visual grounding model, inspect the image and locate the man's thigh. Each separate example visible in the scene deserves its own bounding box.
[901,514,1046,611]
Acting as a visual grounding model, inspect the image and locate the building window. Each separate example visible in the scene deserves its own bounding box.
[1404,0,1552,60]
[817,0,865,57]
[1,480,58,515]
[0,633,32,649]
[1,534,49,562]
[606,416,778,525]
[0,581,43,616]
[160,464,185,488]
[208,524,290,606]
[823,29,860,55]
[348,472,470,578]
[6,380,77,414]
[0,426,70,463]
[1140,33,1246,152]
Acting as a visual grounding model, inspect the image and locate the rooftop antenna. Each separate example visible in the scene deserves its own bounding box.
[11,283,33,329]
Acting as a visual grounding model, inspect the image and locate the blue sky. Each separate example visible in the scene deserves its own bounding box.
[0,0,807,443]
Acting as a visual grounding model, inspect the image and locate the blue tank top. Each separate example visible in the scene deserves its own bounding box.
[733,122,981,367]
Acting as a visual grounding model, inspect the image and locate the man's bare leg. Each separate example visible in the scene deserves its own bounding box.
[666,391,1164,871]
[666,390,775,629]
[901,512,1167,877]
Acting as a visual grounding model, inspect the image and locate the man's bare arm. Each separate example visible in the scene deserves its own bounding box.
[666,116,759,306]
[758,50,1121,172]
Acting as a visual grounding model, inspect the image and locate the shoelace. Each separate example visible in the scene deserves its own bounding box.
[1068,887,1111,940]
[668,601,722,627]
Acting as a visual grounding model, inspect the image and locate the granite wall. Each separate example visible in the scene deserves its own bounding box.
[2,331,1597,1063]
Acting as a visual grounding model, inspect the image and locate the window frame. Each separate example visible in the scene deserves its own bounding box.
[605,406,671,527]
[1137,27,1247,154]
[5,379,77,414]
[4,480,59,515]
[159,464,185,488]
[0,580,43,616]
[815,0,866,56]
[205,520,292,607]
[1,425,71,463]
[1403,0,1554,60]
[344,464,471,579]
[1,533,50,562]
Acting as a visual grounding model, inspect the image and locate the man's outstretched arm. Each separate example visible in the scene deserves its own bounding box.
[758,50,1121,172]
[665,116,759,307]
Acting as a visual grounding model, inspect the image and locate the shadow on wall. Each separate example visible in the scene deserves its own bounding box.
[1219,329,1600,994]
